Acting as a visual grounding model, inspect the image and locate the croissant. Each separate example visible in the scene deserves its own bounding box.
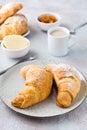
[0,13,28,40]
[0,2,23,25]
[45,64,81,108]
[11,65,53,108]
[20,65,40,79]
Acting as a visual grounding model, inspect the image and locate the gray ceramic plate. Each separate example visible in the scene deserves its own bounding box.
[0,60,87,117]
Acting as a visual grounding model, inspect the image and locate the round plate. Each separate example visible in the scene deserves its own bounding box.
[0,60,87,117]
[23,29,30,37]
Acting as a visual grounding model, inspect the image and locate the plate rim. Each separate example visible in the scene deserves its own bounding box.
[0,29,30,43]
[22,29,30,37]
[0,60,87,117]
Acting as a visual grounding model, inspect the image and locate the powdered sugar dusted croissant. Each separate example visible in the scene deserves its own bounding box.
[0,2,23,25]
[11,65,53,108]
[0,13,28,40]
[45,64,81,108]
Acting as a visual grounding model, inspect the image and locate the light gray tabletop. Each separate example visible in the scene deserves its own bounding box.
[0,0,87,130]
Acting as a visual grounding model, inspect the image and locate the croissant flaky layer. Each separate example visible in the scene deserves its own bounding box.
[0,2,23,25]
[0,14,28,40]
[11,65,53,108]
[45,64,81,108]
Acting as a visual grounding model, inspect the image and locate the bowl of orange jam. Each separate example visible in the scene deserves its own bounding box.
[36,12,61,31]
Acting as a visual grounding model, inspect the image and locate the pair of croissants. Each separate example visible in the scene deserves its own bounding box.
[0,2,28,40]
[11,64,81,109]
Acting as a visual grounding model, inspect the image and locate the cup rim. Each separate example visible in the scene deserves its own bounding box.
[48,26,70,38]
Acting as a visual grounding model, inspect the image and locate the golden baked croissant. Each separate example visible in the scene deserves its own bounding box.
[0,2,23,25]
[45,64,81,108]
[0,13,28,40]
[20,65,41,79]
[11,65,53,108]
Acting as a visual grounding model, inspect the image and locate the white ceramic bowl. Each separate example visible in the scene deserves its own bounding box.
[36,12,61,31]
[1,35,30,59]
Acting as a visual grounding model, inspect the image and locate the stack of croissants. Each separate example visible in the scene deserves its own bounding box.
[0,2,28,40]
[11,64,81,109]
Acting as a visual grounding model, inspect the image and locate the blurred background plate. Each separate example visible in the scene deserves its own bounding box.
[0,29,30,43]
[23,29,30,37]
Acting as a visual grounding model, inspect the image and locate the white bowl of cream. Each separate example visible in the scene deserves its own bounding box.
[1,35,30,58]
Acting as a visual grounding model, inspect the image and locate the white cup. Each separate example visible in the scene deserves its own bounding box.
[48,26,75,56]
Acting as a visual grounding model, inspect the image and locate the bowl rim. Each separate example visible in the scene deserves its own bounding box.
[1,37,30,52]
[36,12,61,25]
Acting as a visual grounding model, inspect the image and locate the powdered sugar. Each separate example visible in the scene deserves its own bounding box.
[49,63,82,79]
[5,14,28,24]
